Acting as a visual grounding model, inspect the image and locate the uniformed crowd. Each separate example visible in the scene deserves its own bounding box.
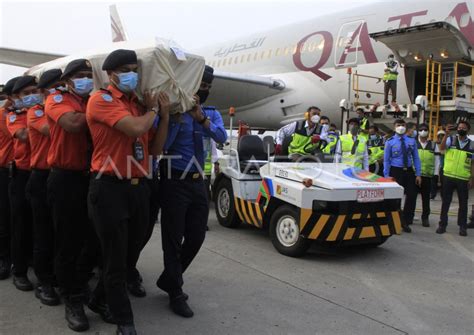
[0,49,226,335]
[276,106,474,235]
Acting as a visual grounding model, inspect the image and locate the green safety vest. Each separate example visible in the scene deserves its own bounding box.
[322,133,338,154]
[383,61,398,81]
[288,121,321,155]
[359,117,369,140]
[417,140,436,177]
[443,136,474,181]
[203,137,212,175]
[339,134,367,169]
[368,136,384,165]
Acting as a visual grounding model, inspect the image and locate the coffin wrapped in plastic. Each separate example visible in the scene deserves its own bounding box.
[27,38,205,114]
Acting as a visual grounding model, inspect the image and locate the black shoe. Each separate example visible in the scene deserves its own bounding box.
[116,324,137,335]
[402,225,412,233]
[0,259,10,280]
[170,294,194,318]
[206,225,210,231]
[127,280,146,298]
[459,228,467,237]
[35,284,60,306]
[156,278,189,301]
[13,275,33,291]
[436,226,446,234]
[65,295,89,332]
[422,218,430,227]
[88,296,115,324]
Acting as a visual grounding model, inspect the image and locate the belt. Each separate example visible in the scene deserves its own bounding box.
[391,166,414,172]
[51,167,89,176]
[166,169,203,181]
[91,173,145,185]
[32,168,50,175]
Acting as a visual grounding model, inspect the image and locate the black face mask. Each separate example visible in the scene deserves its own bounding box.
[197,89,209,104]
[458,129,467,136]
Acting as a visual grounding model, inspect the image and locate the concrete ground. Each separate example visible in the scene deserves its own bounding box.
[0,192,473,335]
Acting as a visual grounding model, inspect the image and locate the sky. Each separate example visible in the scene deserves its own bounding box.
[0,0,376,82]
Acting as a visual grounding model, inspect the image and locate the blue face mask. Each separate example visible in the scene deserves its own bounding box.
[72,77,94,96]
[116,71,138,93]
[13,98,24,109]
[22,93,44,108]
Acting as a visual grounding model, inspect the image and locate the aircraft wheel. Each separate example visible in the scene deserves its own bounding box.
[270,205,312,257]
[215,178,241,228]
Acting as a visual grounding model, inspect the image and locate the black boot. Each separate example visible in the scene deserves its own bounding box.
[436,226,446,234]
[156,277,188,300]
[13,275,33,291]
[402,224,412,233]
[422,218,430,227]
[35,284,60,306]
[88,296,115,324]
[0,259,10,280]
[459,228,467,237]
[65,295,89,332]
[116,324,137,335]
[170,294,194,318]
[127,280,146,298]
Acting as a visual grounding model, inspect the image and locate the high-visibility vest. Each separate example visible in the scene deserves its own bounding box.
[288,121,322,155]
[368,136,384,165]
[359,117,369,139]
[322,133,338,154]
[417,140,436,177]
[383,61,398,81]
[339,134,367,168]
[443,136,474,181]
[203,137,212,176]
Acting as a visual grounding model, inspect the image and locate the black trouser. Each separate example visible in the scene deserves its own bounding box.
[369,162,384,176]
[127,175,160,284]
[384,80,397,104]
[88,177,150,326]
[430,170,443,199]
[414,176,432,220]
[0,168,11,262]
[26,169,55,285]
[158,174,208,295]
[390,167,417,225]
[440,176,469,230]
[47,169,90,296]
[9,169,32,276]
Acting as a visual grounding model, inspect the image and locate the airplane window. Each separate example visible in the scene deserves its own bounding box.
[275,48,280,56]
[254,52,258,61]
[247,54,252,62]
[260,50,266,60]
[227,57,232,65]
[223,58,227,66]
[284,47,290,55]
[267,49,272,59]
[235,56,239,64]
[217,60,221,67]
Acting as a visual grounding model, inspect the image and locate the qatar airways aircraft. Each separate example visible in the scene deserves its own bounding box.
[0,1,473,129]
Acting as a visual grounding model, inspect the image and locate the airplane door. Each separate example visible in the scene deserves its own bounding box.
[334,20,365,68]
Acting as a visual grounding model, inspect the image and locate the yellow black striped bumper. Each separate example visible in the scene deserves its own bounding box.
[234,198,264,228]
[299,209,402,242]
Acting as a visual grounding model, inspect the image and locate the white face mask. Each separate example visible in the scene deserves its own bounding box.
[310,115,320,124]
[419,130,428,138]
[395,126,406,135]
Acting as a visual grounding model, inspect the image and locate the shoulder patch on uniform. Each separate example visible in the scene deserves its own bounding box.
[53,95,63,103]
[101,94,113,102]
[34,109,44,117]
[9,114,16,123]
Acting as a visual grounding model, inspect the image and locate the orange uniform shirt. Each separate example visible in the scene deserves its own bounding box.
[27,104,50,170]
[45,92,89,171]
[0,108,14,168]
[87,85,150,178]
[6,110,31,171]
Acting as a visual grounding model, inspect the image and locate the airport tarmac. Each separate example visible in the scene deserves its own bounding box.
[0,192,473,335]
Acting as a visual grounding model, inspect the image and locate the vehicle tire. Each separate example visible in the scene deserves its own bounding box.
[269,205,312,257]
[215,178,241,228]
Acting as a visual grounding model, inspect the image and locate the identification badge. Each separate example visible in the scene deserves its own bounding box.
[133,140,145,162]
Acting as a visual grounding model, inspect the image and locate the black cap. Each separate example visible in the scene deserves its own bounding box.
[102,49,137,71]
[62,59,92,79]
[38,69,63,89]
[12,75,37,94]
[4,76,22,95]
[202,65,214,84]
[347,118,360,126]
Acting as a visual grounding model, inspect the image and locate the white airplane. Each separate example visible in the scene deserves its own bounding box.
[1,1,473,129]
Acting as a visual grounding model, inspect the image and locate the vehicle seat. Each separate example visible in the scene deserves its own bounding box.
[262,135,275,155]
[238,135,268,174]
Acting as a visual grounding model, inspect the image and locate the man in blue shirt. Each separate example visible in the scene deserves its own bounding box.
[157,66,227,318]
[384,119,422,232]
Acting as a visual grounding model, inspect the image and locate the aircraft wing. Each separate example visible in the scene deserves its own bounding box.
[0,47,64,68]
[207,70,286,109]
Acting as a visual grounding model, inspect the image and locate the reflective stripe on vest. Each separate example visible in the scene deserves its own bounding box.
[444,136,473,181]
[322,134,338,154]
[417,140,435,177]
[340,134,366,168]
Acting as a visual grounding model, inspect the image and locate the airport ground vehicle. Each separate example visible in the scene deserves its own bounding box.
[213,134,405,257]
